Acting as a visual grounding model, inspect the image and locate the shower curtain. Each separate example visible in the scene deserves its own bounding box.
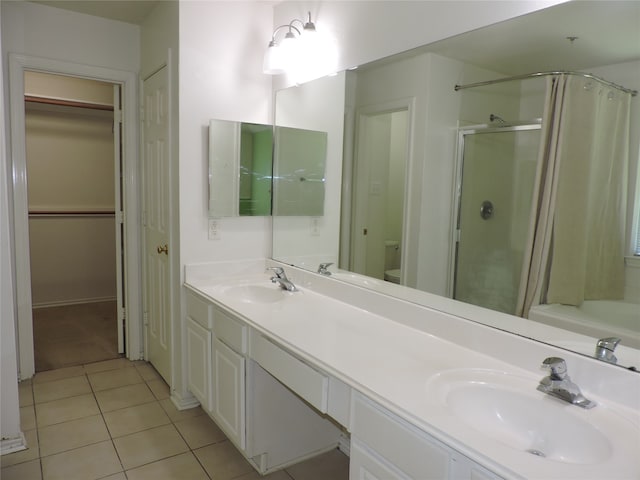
[517,74,630,317]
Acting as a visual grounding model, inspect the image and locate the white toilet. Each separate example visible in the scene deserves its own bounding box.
[383,268,401,284]
[383,240,401,284]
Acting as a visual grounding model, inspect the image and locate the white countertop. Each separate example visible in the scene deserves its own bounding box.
[184,263,640,480]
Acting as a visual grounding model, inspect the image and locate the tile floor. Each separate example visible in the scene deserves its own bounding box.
[2,358,349,480]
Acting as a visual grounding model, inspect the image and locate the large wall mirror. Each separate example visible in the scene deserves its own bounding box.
[272,1,640,369]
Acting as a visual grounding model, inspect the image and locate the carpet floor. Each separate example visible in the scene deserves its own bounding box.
[33,301,120,372]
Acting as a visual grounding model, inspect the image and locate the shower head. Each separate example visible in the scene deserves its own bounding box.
[489,114,506,124]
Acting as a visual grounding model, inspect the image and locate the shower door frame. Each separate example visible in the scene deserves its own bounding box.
[449,122,541,301]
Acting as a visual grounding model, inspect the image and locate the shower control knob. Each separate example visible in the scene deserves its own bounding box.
[480,200,494,220]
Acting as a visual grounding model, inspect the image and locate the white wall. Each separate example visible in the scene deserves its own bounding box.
[1,0,140,444]
[272,1,566,88]
[178,1,273,271]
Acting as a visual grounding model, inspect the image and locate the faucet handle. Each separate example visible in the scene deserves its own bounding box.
[596,337,621,350]
[595,337,621,363]
[317,262,333,274]
[541,357,567,380]
[266,266,284,277]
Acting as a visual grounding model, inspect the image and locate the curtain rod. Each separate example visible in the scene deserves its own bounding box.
[454,71,637,97]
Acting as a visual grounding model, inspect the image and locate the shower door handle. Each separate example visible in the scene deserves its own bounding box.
[480,200,494,220]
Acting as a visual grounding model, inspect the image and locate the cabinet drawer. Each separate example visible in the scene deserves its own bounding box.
[351,393,450,479]
[214,307,247,354]
[251,333,328,413]
[186,291,213,329]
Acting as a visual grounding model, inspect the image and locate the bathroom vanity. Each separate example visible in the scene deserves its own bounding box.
[183,260,640,480]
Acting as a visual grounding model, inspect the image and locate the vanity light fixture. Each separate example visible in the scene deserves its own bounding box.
[263,12,319,75]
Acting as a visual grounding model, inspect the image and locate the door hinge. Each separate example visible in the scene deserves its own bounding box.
[119,307,126,322]
[141,210,147,227]
[143,311,149,326]
[455,229,461,242]
[116,211,125,224]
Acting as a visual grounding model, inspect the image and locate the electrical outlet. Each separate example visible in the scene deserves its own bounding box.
[208,218,220,240]
[310,217,320,236]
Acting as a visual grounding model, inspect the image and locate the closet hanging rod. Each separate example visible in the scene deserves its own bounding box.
[24,95,114,111]
[454,71,638,97]
[28,210,115,218]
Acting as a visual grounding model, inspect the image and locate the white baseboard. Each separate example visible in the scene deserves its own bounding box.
[1,432,26,456]
[170,390,200,411]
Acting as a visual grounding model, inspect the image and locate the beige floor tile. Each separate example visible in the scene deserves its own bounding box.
[35,393,100,427]
[133,362,162,381]
[0,458,42,480]
[0,429,39,468]
[158,398,206,423]
[20,405,36,431]
[39,414,110,457]
[83,357,132,374]
[18,381,34,407]
[146,378,170,400]
[100,473,127,480]
[33,366,85,384]
[95,383,156,413]
[41,440,122,480]
[125,452,209,480]
[103,401,170,438]
[174,413,226,449]
[194,440,254,480]
[88,366,143,392]
[113,424,189,470]
[235,469,293,480]
[33,375,91,404]
[285,449,349,480]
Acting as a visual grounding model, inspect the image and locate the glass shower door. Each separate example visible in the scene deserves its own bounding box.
[453,125,540,314]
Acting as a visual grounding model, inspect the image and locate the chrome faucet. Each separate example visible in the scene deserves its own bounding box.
[267,267,298,292]
[537,357,596,409]
[317,262,333,276]
[595,337,621,364]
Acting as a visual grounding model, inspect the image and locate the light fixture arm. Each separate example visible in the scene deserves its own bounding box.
[269,24,301,44]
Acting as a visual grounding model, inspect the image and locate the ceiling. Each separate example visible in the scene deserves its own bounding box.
[31,0,159,25]
[372,1,640,76]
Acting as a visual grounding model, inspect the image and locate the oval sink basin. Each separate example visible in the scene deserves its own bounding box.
[222,284,287,304]
[447,381,610,464]
[425,369,635,465]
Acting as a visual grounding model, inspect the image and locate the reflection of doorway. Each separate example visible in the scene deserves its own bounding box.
[351,107,409,282]
[453,124,541,314]
[24,71,124,371]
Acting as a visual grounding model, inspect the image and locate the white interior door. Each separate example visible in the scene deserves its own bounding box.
[143,66,172,383]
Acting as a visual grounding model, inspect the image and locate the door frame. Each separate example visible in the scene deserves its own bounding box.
[8,53,143,379]
[349,98,414,284]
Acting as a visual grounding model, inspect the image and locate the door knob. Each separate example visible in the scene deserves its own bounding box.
[157,244,168,255]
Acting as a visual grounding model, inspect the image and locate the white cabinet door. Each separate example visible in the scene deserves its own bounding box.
[350,439,410,480]
[186,317,212,412]
[213,337,246,449]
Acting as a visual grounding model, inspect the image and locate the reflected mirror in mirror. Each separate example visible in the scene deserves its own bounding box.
[273,72,346,269]
[208,120,273,217]
[271,1,640,370]
[273,126,328,216]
